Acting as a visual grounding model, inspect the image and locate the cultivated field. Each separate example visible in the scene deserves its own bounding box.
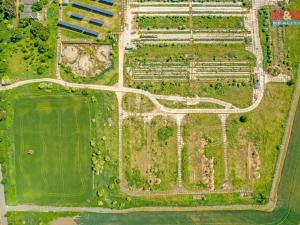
[13,96,92,205]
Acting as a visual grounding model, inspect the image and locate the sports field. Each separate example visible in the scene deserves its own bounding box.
[13,96,93,205]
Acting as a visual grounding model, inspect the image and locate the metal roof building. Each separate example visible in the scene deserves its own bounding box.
[72,2,114,17]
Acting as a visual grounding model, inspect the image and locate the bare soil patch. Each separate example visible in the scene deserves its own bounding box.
[62,43,112,77]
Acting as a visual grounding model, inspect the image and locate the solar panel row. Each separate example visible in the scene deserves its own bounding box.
[100,0,114,6]
[58,21,99,37]
[72,2,114,17]
[70,13,84,20]
[89,18,104,26]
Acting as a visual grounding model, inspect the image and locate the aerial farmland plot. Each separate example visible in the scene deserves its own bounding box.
[13,96,93,205]
[0,0,300,224]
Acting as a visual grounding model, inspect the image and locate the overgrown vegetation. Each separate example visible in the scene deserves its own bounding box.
[123,116,178,191]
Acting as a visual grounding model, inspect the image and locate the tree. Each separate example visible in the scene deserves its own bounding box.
[244,36,252,45]
[18,18,31,28]
[239,115,248,123]
[287,79,295,86]
[30,21,50,41]
[37,66,45,75]
[31,0,48,12]
[1,0,15,20]
[10,29,23,43]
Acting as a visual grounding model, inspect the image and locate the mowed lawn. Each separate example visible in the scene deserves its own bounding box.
[13,96,92,205]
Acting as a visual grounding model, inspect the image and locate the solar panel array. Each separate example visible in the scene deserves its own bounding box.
[72,2,114,17]
[58,21,99,37]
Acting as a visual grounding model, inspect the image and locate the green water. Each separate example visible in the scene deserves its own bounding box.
[77,103,300,225]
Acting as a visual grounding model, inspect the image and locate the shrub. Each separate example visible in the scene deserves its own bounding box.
[30,21,50,41]
[157,126,174,142]
[239,115,248,123]
[10,29,23,43]
[36,66,45,75]
[31,0,48,12]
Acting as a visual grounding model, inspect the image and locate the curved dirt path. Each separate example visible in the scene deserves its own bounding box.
[0,78,264,115]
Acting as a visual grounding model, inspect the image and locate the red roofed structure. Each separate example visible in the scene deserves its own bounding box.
[272,10,284,20]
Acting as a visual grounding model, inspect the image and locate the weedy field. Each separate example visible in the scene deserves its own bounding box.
[182,114,224,190]
[123,116,178,191]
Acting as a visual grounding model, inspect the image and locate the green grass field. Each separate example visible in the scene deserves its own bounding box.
[13,96,93,205]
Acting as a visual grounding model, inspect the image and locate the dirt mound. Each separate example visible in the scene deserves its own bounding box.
[62,46,79,64]
[198,138,215,191]
[249,148,261,180]
[50,217,77,225]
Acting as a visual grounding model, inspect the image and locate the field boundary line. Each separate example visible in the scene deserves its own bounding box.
[268,60,300,210]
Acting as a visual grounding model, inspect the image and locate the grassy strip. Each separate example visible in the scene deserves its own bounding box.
[193,16,244,29]
[128,44,255,63]
[137,16,244,30]
[158,99,224,109]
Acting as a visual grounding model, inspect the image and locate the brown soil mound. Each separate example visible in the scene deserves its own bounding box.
[198,138,215,191]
